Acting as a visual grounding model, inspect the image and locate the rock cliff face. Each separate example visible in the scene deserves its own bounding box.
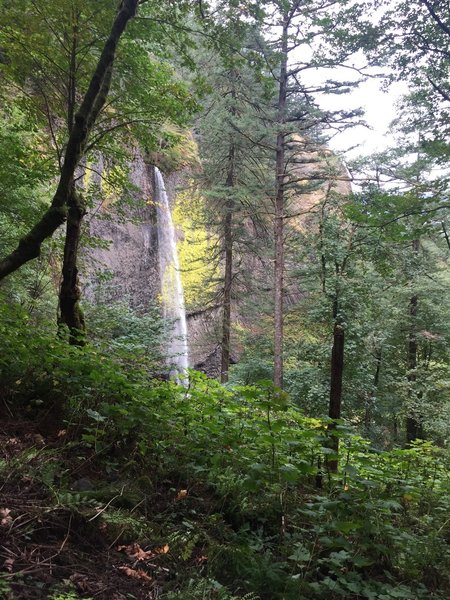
[85,141,351,376]
[84,150,159,308]
[84,150,217,370]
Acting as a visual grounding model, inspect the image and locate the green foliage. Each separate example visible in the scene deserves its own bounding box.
[0,0,198,153]
[85,300,166,372]
[229,328,274,385]
[0,103,51,240]
[0,302,136,414]
[0,578,12,597]
[1,302,449,598]
[1,3,450,599]
[162,579,259,599]
[99,508,154,543]
[49,591,90,600]
[0,100,58,314]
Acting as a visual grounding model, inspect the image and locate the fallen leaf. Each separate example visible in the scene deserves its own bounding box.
[155,544,169,555]
[117,543,154,561]
[0,508,12,527]
[176,489,188,500]
[4,558,14,572]
[117,565,152,582]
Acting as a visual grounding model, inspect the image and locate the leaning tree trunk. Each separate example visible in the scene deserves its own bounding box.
[273,14,288,389]
[0,0,139,281]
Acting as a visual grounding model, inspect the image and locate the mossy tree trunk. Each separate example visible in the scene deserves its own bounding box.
[59,187,86,344]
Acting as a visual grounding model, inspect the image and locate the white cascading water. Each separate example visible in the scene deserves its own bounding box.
[154,167,189,382]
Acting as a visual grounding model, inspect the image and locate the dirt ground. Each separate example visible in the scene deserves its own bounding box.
[0,421,171,600]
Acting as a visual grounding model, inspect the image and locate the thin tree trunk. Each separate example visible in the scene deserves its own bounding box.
[220,144,235,383]
[57,11,85,344]
[393,414,399,444]
[318,200,327,294]
[0,0,139,281]
[67,6,78,135]
[326,294,345,473]
[406,294,419,440]
[441,221,450,251]
[364,347,381,434]
[273,15,288,389]
[406,239,423,443]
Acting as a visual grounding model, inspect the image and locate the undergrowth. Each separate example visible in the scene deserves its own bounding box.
[0,303,449,599]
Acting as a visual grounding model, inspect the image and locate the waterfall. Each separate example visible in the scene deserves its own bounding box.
[154,167,189,382]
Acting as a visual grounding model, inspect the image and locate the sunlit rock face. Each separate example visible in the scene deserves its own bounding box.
[286,136,352,231]
[83,151,215,370]
[84,138,352,378]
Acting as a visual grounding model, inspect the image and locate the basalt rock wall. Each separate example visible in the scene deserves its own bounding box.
[84,150,159,308]
[84,150,215,370]
[84,140,352,376]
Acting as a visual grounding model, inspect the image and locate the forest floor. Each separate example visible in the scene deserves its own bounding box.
[0,418,212,600]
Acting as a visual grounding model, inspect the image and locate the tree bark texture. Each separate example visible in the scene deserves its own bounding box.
[59,187,86,344]
[273,15,288,389]
[327,320,345,473]
[220,144,235,383]
[0,0,139,281]
[326,292,345,473]
[406,239,423,443]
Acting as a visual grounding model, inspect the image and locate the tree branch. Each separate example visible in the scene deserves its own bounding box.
[0,0,139,280]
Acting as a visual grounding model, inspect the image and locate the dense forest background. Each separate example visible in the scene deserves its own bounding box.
[0,1,449,599]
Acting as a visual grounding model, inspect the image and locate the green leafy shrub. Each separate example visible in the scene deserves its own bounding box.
[1,301,449,599]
